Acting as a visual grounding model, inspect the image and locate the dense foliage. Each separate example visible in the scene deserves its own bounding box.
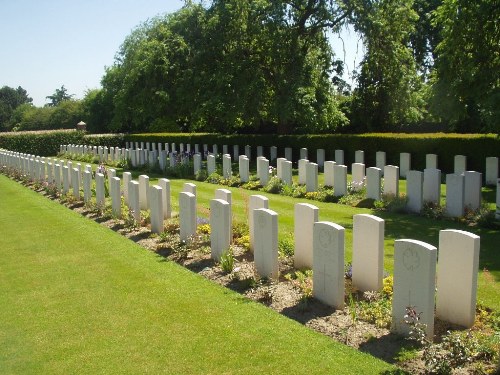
[1,0,498,134]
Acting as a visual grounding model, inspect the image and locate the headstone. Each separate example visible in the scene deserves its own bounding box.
[95,173,105,206]
[128,180,141,222]
[110,177,121,218]
[179,143,184,153]
[253,208,279,279]
[300,148,308,160]
[233,145,239,161]
[257,146,263,157]
[306,162,318,192]
[215,188,232,242]
[158,178,171,219]
[313,221,345,309]
[179,192,197,241]
[169,152,176,168]
[406,170,423,213]
[316,149,325,169]
[464,171,482,211]
[212,144,218,156]
[270,146,277,162]
[276,158,286,180]
[399,153,411,179]
[258,158,270,186]
[72,168,80,199]
[298,159,308,185]
[207,154,216,175]
[83,170,92,203]
[285,147,292,162]
[497,179,500,219]
[485,157,499,186]
[223,145,228,155]
[294,203,319,269]
[426,154,438,169]
[366,167,382,200]
[351,163,365,191]
[436,229,480,328]
[376,151,386,175]
[335,150,344,166]
[445,174,465,217]
[222,154,232,179]
[333,165,347,196]
[249,195,269,252]
[123,172,132,205]
[324,161,336,187]
[423,168,441,204]
[256,156,266,176]
[355,150,364,164]
[193,153,202,175]
[183,182,196,196]
[62,166,70,194]
[244,145,251,159]
[210,199,231,261]
[148,151,157,167]
[239,155,250,183]
[54,164,61,192]
[149,185,164,234]
[159,150,168,171]
[281,160,293,186]
[352,214,384,292]
[384,165,400,197]
[454,155,467,175]
[194,144,199,154]
[138,175,150,210]
[391,239,437,339]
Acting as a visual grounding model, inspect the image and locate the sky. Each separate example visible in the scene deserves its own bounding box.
[0,0,363,107]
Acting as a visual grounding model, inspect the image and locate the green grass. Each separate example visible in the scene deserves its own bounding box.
[0,174,394,374]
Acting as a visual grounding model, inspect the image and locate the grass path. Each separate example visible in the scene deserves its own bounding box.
[0,175,394,374]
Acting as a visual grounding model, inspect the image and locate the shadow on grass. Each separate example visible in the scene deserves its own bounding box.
[280,298,336,324]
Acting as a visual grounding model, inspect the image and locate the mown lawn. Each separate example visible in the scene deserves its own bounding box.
[0,174,395,374]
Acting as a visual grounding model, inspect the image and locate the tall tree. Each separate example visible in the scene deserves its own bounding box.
[430,0,500,132]
[0,86,33,131]
[45,85,74,107]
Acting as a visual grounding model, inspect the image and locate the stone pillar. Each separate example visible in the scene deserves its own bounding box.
[399,153,411,179]
[83,170,92,203]
[256,146,263,157]
[123,172,132,205]
[253,208,279,279]
[333,164,347,196]
[222,154,232,179]
[285,147,292,162]
[95,173,105,206]
[207,154,216,175]
[281,160,293,186]
[158,178,171,219]
[306,162,318,192]
[270,146,277,162]
[245,145,251,159]
[406,170,423,213]
[210,199,231,261]
[149,185,164,234]
[294,203,319,269]
[423,168,441,204]
[233,144,239,161]
[335,150,344,165]
[391,239,437,339]
[355,150,364,164]
[384,165,400,197]
[485,157,498,186]
[183,182,196,196]
[54,164,61,192]
[300,148,308,160]
[258,157,270,186]
[249,195,269,253]
[436,229,480,328]
[128,180,141,222]
[352,214,384,292]
[111,177,121,218]
[351,163,365,191]
[313,221,345,309]
[239,155,250,183]
[62,166,70,194]
[138,175,150,210]
[316,149,325,169]
[215,188,232,241]
[298,159,308,185]
[454,155,467,175]
[376,151,386,176]
[193,153,202,175]
[464,171,482,211]
[426,154,438,169]
[72,168,80,199]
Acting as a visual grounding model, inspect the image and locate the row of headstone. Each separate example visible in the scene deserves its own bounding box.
[0,150,487,340]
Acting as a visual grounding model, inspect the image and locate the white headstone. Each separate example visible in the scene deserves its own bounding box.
[249,195,269,253]
[281,160,293,186]
[497,179,500,219]
[239,155,250,183]
[423,168,441,204]
[62,166,70,194]
[257,146,263,157]
[233,145,239,161]
[298,159,308,185]
[95,173,105,206]
[351,163,365,191]
[110,177,121,218]
[54,164,61,192]
[384,165,400,197]
[335,150,344,166]
[245,145,251,159]
[313,221,345,309]
[352,214,384,292]
[207,154,216,175]
[300,148,308,160]
[306,162,318,192]
[179,192,196,241]
[285,147,292,162]
[294,203,319,269]
[436,229,480,328]
[83,170,92,203]
[270,146,277,161]
[316,149,325,169]
[324,161,336,187]
[333,165,347,196]
[454,155,467,175]
[399,153,411,179]
[426,154,438,169]
[138,175,150,210]
[366,167,382,200]
[123,172,132,205]
[72,168,80,199]
[222,154,232,179]
[485,157,499,186]
[128,180,141,222]
[406,170,423,213]
[464,171,482,211]
[376,151,386,175]
[158,178,171,219]
[253,208,279,279]
[149,185,164,234]
[210,199,231,261]
[193,153,202,175]
[445,174,465,217]
[392,239,437,339]
[258,157,270,186]
[183,182,196,196]
[215,188,232,240]
[355,150,364,164]
[223,145,228,155]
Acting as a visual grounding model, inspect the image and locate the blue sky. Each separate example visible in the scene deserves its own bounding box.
[0,0,362,107]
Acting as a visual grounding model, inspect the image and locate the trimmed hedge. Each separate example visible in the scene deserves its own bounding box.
[126,133,500,175]
[0,130,125,156]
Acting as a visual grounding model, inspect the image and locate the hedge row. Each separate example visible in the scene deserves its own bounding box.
[0,131,125,157]
[126,133,500,175]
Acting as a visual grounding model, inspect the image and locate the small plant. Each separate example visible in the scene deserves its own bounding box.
[219,248,235,273]
[198,223,211,235]
[284,270,313,298]
[421,201,445,220]
[234,234,250,251]
[123,208,139,230]
[347,293,358,324]
[263,176,283,194]
[382,275,393,298]
[206,172,222,184]
[278,233,294,258]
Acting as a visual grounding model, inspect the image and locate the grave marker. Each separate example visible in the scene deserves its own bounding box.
[253,208,279,279]
[294,203,319,269]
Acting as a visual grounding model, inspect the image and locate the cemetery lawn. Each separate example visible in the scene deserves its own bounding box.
[0,175,395,374]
